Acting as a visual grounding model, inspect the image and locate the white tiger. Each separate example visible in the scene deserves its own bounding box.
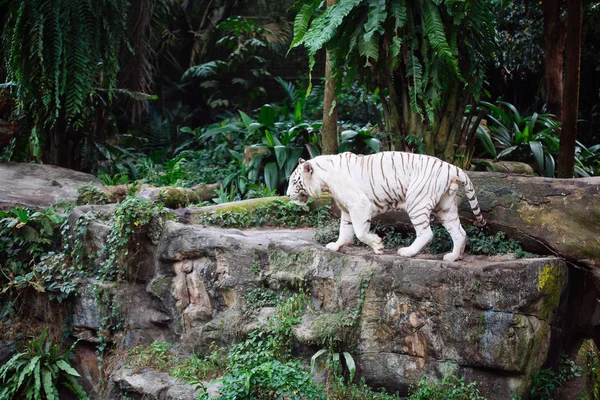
[286,151,486,262]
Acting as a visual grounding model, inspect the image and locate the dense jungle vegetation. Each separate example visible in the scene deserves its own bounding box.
[1,0,600,399]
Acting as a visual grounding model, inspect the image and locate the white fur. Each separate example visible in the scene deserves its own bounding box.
[286,152,485,261]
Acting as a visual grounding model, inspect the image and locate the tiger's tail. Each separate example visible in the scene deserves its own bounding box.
[457,169,486,227]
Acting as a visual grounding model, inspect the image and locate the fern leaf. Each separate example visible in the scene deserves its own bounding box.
[422,0,461,79]
[363,0,387,42]
[289,2,319,50]
[389,0,407,31]
[406,50,423,119]
[358,34,379,66]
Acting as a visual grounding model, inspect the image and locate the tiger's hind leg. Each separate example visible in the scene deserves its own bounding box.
[397,200,435,258]
[434,181,466,262]
[326,211,354,252]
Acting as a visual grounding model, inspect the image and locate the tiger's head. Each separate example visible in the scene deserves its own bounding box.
[286,158,314,205]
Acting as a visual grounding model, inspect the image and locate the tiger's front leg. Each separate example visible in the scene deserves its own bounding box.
[348,206,384,255]
[326,211,354,252]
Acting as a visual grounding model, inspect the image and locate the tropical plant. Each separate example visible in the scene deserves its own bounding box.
[574,142,600,177]
[478,100,561,177]
[0,0,131,166]
[240,108,310,193]
[182,16,275,111]
[408,368,486,400]
[0,328,88,400]
[290,0,497,167]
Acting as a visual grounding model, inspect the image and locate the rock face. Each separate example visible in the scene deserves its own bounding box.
[0,162,101,209]
[68,206,575,399]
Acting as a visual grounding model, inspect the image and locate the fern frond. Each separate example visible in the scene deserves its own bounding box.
[181,61,225,79]
[363,0,387,43]
[406,50,423,119]
[422,0,461,79]
[289,2,319,50]
[389,0,407,31]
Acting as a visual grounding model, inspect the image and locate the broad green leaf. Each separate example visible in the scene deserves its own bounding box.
[574,165,590,177]
[475,125,497,158]
[496,145,518,160]
[258,104,277,127]
[340,130,358,141]
[238,110,253,129]
[364,138,381,153]
[529,141,544,174]
[544,153,555,177]
[264,130,276,148]
[305,144,321,159]
[498,100,522,125]
[264,162,280,191]
[42,367,58,400]
[274,145,288,168]
[310,349,327,373]
[56,360,80,377]
[342,352,356,383]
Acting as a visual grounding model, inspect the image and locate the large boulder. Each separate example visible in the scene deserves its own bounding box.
[0,162,101,209]
[70,205,577,399]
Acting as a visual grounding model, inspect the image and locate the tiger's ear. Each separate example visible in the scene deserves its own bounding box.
[298,158,305,164]
[303,162,313,175]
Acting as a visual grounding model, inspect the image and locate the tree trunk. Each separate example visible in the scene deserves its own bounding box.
[542,0,566,120]
[558,0,582,178]
[320,0,338,155]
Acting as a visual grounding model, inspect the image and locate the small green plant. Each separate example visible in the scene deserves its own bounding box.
[76,184,110,205]
[243,287,278,314]
[529,368,561,400]
[206,290,326,400]
[0,328,88,400]
[408,369,486,400]
[197,198,333,229]
[170,348,227,383]
[128,341,176,373]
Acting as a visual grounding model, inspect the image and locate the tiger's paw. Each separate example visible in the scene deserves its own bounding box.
[326,242,341,252]
[372,242,384,255]
[397,247,416,257]
[443,253,462,262]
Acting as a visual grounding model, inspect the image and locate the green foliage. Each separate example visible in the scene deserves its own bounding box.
[243,287,278,313]
[478,100,560,177]
[76,185,110,206]
[408,369,486,400]
[328,378,402,399]
[528,354,583,400]
[98,196,165,281]
[196,198,333,229]
[208,291,326,400]
[492,1,544,78]
[170,349,227,383]
[291,0,496,164]
[182,16,273,111]
[128,341,176,373]
[314,223,531,257]
[529,368,561,400]
[0,207,77,302]
[0,328,88,400]
[1,0,129,160]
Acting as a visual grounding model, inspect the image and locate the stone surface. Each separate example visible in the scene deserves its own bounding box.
[0,162,101,209]
[70,207,578,399]
[109,367,216,399]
